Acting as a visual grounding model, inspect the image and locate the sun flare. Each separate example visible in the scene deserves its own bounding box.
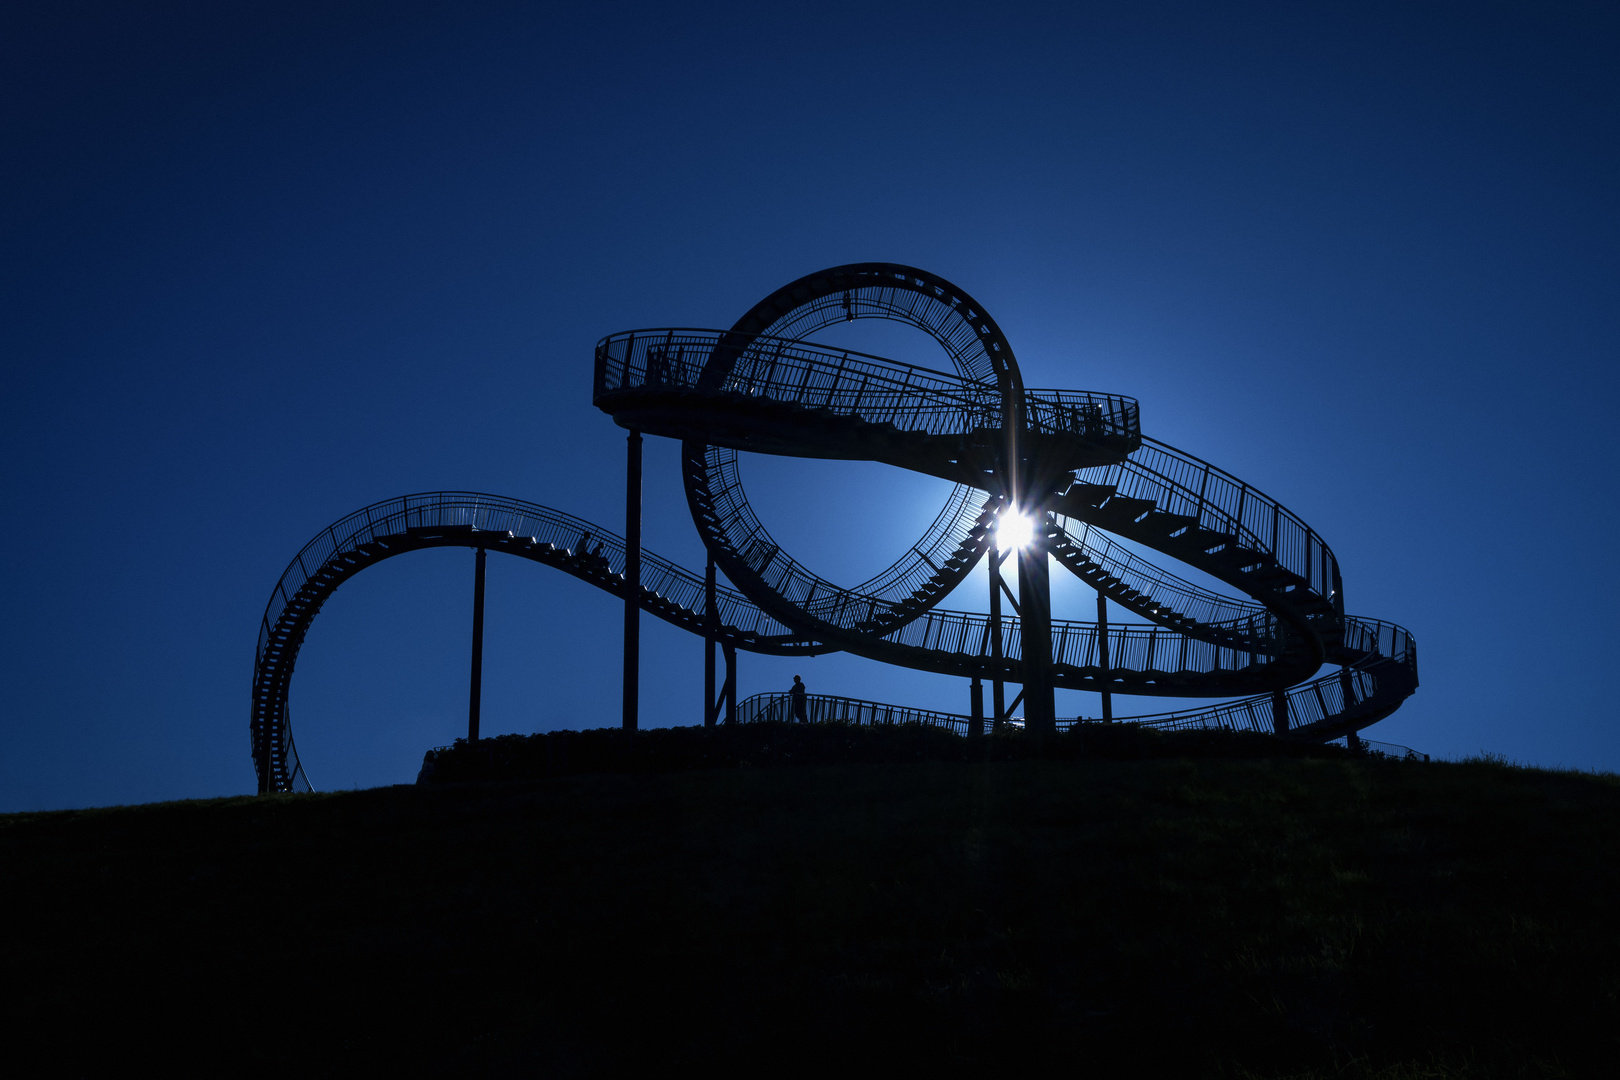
[994,509,1034,552]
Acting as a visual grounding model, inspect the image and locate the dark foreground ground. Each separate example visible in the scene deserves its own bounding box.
[3,727,1617,1077]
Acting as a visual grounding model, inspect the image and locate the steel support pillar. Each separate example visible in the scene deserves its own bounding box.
[704,553,718,728]
[989,548,1006,731]
[722,642,737,725]
[970,676,984,737]
[1018,534,1056,736]
[259,711,275,794]
[1096,590,1113,723]
[1271,689,1289,736]
[623,430,642,733]
[469,546,486,743]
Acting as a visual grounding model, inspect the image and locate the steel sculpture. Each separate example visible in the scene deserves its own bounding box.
[250,264,1417,793]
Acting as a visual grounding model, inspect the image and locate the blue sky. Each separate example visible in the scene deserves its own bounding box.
[3,1,1616,809]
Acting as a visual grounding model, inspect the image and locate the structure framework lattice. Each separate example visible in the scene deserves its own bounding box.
[250,263,1417,792]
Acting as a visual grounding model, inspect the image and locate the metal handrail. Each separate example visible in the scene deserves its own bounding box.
[736,676,1422,744]
[595,328,1141,445]
[687,457,1291,682]
[600,331,1335,654]
[1076,615,1418,735]
[253,493,1416,792]
[255,266,1415,793]
[735,692,976,734]
[688,445,991,635]
[1050,514,1278,640]
[255,492,810,665]
[252,492,836,793]
[1071,434,1341,605]
[1353,739,1429,761]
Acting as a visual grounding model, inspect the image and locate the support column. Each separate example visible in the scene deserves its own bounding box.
[1096,590,1113,723]
[469,546,486,743]
[259,712,275,794]
[623,430,642,733]
[704,553,718,728]
[1018,532,1056,736]
[970,676,984,737]
[989,548,1006,731]
[722,643,737,725]
[1271,689,1289,736]
[259,710,274,794]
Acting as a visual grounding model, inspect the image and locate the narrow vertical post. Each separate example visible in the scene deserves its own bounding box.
[722,643,737,725]
[970,676,984,737]
[989,548,1006,730]
[258,713,274,794]
[704,553,718,727]
[1019,532,1056,736]
[469,546,486,742]
[995,383,1019,736]
[999,372,1055,737]
[1271,689,1289,736]
[1096,590,1113,723]
[623,430,642,733]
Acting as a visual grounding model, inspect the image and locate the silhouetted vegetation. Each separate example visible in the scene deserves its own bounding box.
[418,720,1356,784]
[2,751,1615,1076]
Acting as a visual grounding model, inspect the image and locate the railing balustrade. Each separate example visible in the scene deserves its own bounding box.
[258,271,1413,797]
[1072,436,1341,606]
[736,692,975,734]
[595,329,1141,446]
[256,493,813,669]
[1051,514,1280,638]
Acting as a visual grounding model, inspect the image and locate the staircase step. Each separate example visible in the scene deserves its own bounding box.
[1216,548,1270,570]
[1103,495,1155,519]
[1179,528,1236,553]
[1136,511,1197,537]
[1064,482,1117,506]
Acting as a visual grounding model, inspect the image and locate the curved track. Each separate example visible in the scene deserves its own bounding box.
[251,263,1417,793]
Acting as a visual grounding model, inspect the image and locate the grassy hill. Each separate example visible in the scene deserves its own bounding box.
[2,728,1616,1077]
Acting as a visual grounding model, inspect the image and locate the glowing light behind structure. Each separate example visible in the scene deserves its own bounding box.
[995,509,1034,552]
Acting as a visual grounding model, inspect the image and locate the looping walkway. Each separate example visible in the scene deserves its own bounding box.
[251,263,1416,793]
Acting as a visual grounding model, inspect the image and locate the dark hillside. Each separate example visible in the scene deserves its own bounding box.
[2,746,1616,1076]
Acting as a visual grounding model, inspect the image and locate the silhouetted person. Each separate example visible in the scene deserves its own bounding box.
[591,542,607,568]
[790,675,807,723]
[574,531,592,558]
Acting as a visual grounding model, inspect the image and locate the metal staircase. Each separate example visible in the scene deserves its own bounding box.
[251,262,1417,793]
[250,493,830,792]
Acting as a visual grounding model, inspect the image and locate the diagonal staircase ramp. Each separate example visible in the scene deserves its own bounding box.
[255,265,1419,793]
[1048,514,1283,651]
[251,492,829,794]
[1052,435,1343,665]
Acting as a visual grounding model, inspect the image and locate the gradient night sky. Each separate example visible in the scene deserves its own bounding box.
[4,2,1616,810]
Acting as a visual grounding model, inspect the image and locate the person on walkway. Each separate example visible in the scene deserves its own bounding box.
[790,675,807,723]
